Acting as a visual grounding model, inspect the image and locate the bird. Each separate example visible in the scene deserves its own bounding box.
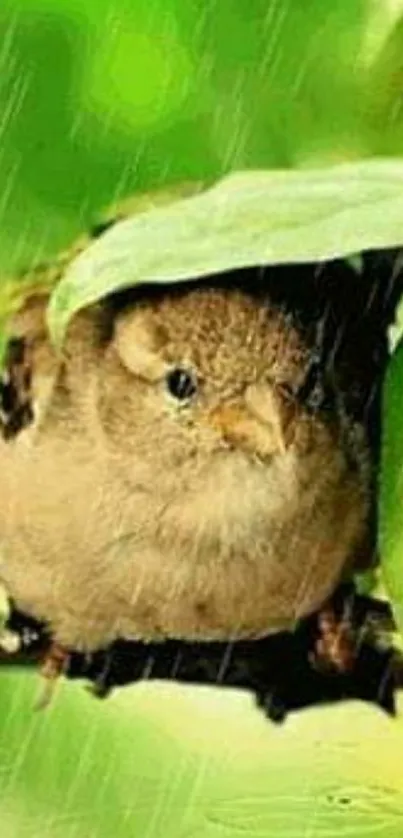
[0,206,401,698]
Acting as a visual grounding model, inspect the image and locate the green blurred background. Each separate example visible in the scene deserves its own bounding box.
[2,1,403,836]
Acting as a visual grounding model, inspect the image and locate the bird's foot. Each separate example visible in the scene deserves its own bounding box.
[310,595,358,675]
[36,642,70,709]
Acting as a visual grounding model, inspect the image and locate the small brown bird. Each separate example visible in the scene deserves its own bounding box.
[0,257,377,666]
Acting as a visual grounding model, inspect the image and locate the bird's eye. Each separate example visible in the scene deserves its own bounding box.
[166,367,197,401]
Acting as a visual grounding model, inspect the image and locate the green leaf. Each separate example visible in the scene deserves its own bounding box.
[380,338,403,634]
[47,160,403,348]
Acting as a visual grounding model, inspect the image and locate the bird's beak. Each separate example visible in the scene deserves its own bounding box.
[208,382,296,460]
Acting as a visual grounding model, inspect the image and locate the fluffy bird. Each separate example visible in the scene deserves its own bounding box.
[0,256,388,660]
